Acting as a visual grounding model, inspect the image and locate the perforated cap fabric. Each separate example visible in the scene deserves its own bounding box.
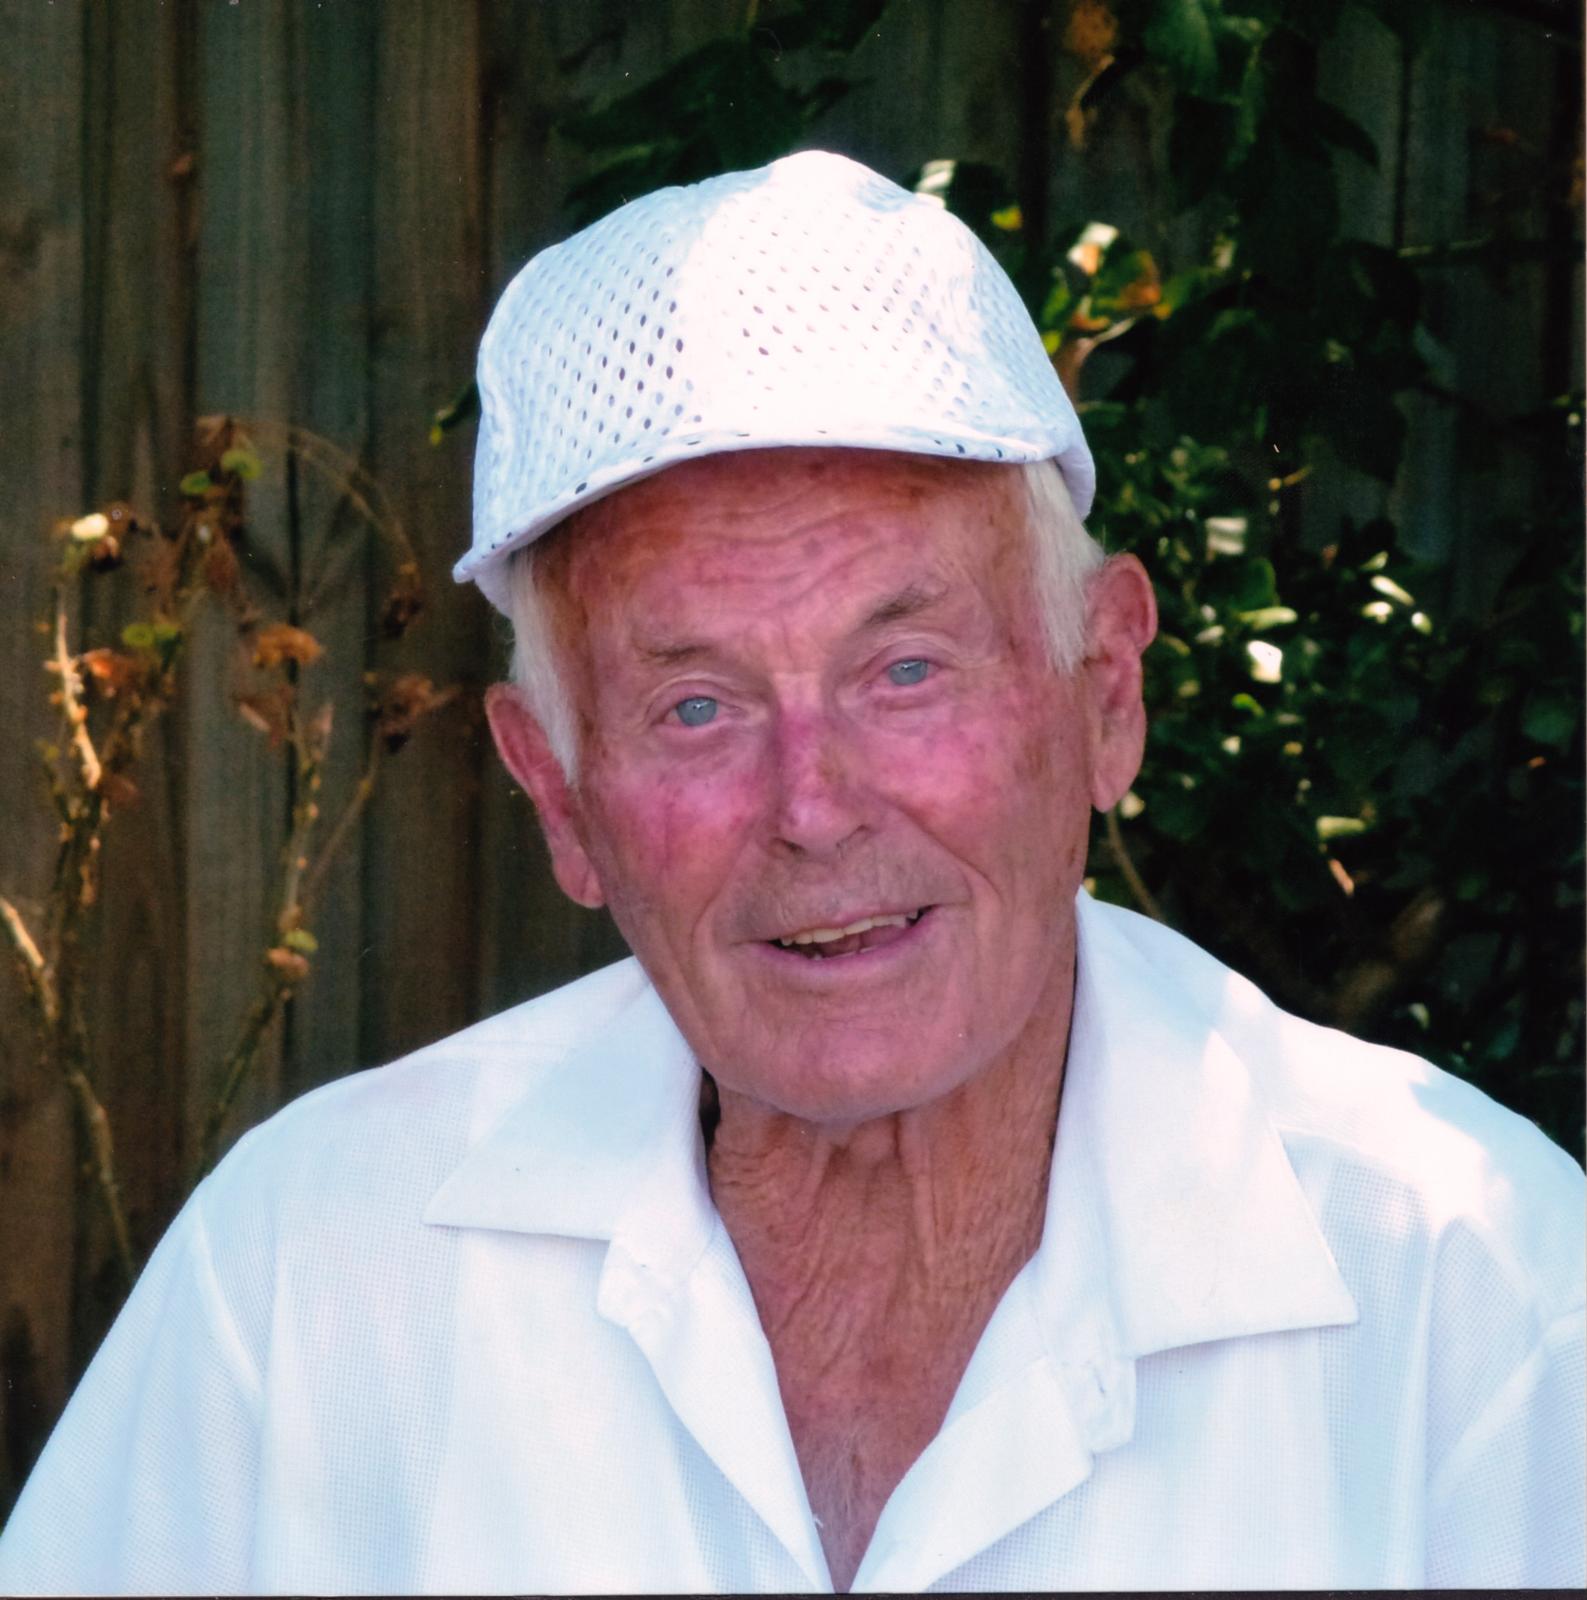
[457,149,1095,613]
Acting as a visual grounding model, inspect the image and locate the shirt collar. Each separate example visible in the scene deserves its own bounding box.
[422,973,718,1280]
[1049,890,1359,1359]
[422,892,1357,1356]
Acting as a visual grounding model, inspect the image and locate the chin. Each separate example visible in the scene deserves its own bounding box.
[716,1027,986,1128]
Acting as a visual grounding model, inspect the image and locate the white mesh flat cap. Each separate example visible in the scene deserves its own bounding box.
[458,149,1095,613]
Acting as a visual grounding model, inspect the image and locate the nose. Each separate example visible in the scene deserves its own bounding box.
[768,706,872,859]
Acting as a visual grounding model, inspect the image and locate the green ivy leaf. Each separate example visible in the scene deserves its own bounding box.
[221,446,263,481]
[1143,0,1222,98]
[1312,100,1378,168]
[1522,692,1576,749]
[430,380,481,445]
[1232,557,1279,610]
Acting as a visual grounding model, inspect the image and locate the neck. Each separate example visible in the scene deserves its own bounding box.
[707,947,1074,1589]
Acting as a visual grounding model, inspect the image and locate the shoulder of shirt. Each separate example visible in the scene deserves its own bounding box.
[1088,895,1585,1325]
[191,955,649,1223]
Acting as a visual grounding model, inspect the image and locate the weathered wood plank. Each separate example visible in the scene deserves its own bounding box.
[0,0,87,1510]
[1297,6,1409,552]
[72,0,193,1341]
[1393,4,1568,616]
[358,0,492,1067]
[832,0,1028,184]
[184,0,301,1157]
[278,0,381,1101]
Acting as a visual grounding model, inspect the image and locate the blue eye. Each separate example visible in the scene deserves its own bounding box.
[887,658,930,686]
[674,695,718,727]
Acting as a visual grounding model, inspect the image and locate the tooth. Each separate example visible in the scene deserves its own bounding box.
[776,911,921,946]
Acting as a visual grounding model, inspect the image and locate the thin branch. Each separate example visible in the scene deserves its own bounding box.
[2,893,135,1287]
[301,728,384,913]
[240,418,419,574]
[34,739,73,825]
[50,587,100,792]
[0,893,57,1026]
[190,982,292,1188]
[1104,808,1166,923]
[63,1065,137,1289]
[191,704,333,1182]
[276,726,324,928]
[1398,234,1582,271]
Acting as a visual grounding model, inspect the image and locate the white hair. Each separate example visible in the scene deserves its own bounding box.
[506,458,1104,783]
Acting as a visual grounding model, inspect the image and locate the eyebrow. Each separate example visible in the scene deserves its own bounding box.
[636,639,711,667]
[862,582,948,629]
[630,582,952,667]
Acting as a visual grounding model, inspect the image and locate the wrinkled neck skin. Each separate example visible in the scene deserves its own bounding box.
[706,939,1075,1591]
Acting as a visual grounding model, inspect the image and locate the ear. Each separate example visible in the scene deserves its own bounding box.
[484,682,605,909]
[1082,554,1157,814]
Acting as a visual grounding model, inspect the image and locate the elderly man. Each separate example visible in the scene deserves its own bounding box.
[0,152,1581,1594]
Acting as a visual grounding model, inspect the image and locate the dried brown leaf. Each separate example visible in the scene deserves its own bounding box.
[102,501,144,537]
[265,946,311,982]
[137,534,183,606]
[80,648,144,698]
[1063,0,1117,66]
[252,622,323,669]
[306,701,335,756]
[380,562,426,639]
[236,683,294,747]
[1054,335,1095,402]
[100,771,140,813]
[202,537,241,596]
[375,673,458,752]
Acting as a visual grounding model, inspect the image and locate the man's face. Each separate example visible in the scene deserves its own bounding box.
[494,449,1151,1127]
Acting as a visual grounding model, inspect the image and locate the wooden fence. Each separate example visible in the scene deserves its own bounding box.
[0,0,1579,1511]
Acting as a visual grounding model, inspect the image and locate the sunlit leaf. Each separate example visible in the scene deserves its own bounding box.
[70,512,110,543]
[1369,574,1415,607]
[1315,815,1367,840]
[1239,605,1298,631]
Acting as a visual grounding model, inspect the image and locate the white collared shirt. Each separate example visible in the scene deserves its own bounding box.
[1,894,1581,1592]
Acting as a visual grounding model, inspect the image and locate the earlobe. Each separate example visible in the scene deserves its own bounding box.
[1084,555,1157,814]
[484,683,605,909]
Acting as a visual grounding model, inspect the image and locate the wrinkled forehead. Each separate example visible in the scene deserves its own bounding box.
[534,446,1031,621]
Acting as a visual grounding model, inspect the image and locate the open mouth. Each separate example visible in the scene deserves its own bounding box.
[767,907,929,960]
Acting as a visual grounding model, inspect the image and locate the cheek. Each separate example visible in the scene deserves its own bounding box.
[879,684,1091,881]
[583,755,767,914]
[892,680,1083,808]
